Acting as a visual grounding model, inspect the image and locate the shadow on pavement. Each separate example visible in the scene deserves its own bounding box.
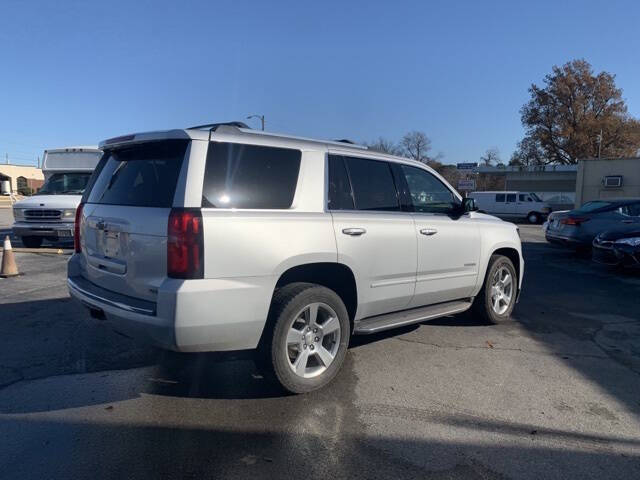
[512,241,640,412]
[0,414,638,480]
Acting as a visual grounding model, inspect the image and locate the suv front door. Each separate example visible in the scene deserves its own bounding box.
[328,155,416,319]
[397,164,480,307]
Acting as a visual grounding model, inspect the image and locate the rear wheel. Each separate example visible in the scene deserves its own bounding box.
[260,282,350,394]
[21,236,43,248]
[472,255,517,324]
[527,212,540,224]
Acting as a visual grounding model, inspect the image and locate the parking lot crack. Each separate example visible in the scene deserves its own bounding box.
[393,336,609,360]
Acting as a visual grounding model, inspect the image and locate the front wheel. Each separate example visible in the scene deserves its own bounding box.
[261,282,350,394]
[472,255,518,323]
[527,212,540,224]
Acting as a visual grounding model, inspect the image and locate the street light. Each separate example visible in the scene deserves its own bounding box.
[596,129,603,159]
[247,114,265,131]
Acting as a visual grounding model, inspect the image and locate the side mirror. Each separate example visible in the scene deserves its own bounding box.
[462,197,478,213]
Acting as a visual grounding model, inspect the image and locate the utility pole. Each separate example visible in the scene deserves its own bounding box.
[5,153,8,165]
[247,114,265,131]
[37,156,40,168]
[597,129,603,160]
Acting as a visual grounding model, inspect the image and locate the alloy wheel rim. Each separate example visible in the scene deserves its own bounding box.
[490,266,513,315]
[286,302,341,379]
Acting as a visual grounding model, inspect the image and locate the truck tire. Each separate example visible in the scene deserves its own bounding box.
[21,236,43,248]
[260,282,350,394]
[472,255,517,324]
[527,212,540,224]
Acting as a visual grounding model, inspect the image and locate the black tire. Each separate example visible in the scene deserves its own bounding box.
[472,255,518,324]
[259,282,350,394]
[21,236,43,248]
[527,212,540,224]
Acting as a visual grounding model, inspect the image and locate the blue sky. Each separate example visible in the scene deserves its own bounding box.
[1,0,639,166]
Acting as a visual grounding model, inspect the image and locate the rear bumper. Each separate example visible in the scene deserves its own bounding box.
[13,221,74,237]
[68,275,175,348]
[67,254,274,352]
[545,231,590,248]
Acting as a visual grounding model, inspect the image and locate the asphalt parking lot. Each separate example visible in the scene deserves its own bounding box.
[0,223,638,479]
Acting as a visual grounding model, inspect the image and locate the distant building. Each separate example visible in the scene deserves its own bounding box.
[576,157,640,205]
[475,164,577,211]
[0,164,45,195]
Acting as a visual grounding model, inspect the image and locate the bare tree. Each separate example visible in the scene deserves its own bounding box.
[365,137,401,155]
[480,147,501,166]
[400,131,432,163]
[509,137,546,166]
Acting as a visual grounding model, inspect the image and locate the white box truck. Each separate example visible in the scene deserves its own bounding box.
[12,146,102,247]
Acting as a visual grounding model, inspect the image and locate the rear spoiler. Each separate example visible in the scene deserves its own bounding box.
[100,129,192,149]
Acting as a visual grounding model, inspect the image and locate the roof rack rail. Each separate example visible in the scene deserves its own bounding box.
[187,121,250,131]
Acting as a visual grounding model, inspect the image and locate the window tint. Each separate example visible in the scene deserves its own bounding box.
[327,155,354,210]
[202,142,301,209]
[87,140,188,207]
[506,194,516,202]
[495,194,506,202]
[344,157,399,211]
[622,203,640,217]
[400,165,457,214]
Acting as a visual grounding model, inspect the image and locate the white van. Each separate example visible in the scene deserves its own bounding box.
[12,146,102,247]
[469,191,551,224]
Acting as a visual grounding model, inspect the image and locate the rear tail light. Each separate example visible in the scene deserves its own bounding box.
[561,217,590,226]
[167,209,204,279]
[74,203,84,253]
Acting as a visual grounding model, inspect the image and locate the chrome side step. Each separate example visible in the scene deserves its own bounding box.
[353,299,473,335]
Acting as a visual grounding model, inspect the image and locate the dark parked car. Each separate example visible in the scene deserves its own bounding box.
[593,225,640,268]
[545,199,640,250]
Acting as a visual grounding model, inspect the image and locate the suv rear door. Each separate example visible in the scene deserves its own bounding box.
[328,155,416,319]
[80,140,189,301]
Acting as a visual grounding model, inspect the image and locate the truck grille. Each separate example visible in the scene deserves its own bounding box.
[24,209,62,221]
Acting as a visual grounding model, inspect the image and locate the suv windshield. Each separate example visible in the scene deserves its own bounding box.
[530,192,542,201]
[36,172,92,195]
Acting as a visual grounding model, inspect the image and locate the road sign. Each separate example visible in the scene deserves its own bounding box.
[456,162,478,170]
[457,179,476,191]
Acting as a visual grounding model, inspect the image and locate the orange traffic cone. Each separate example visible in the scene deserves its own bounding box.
[0,235,19,277]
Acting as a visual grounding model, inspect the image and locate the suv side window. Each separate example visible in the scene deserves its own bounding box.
[202,142,301,209]
[344,156,400,211]
[495,194,505,202]
[506,193,516,202]
[328,155,355,210]
[400,164,458,214]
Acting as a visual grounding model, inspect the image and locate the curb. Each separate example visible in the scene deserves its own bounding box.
[0,247,72,255]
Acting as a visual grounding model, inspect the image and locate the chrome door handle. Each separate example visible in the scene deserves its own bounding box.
[342,228,366,236]
[420,228,438,236]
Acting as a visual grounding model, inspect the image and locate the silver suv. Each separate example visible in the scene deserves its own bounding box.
[68,122,524,393]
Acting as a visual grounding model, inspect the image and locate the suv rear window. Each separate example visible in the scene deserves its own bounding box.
[202,142,301,209]
[86,140,188,208]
